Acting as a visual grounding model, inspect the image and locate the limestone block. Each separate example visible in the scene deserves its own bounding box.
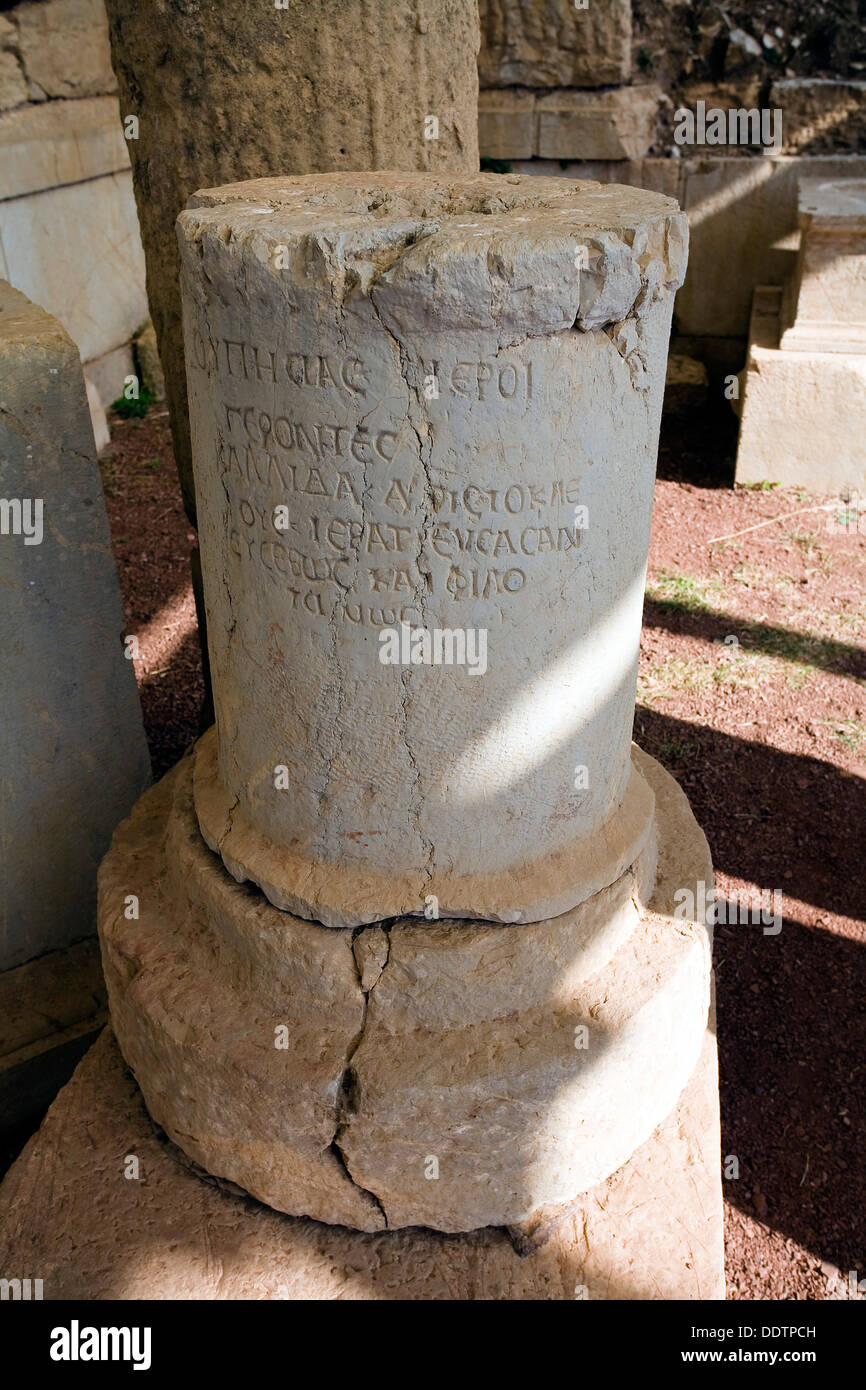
[83,341,135,447]
[771,79,866,156]
[478,89,536,160]
[676,154,866,340]
[735,285,866,490]
[0,17,26,113]
[13,0,117,101]
[85,378,110,452]
[479,87,663,163]
[98,743,712,1234]
[104,0,481,525]
[0,96,130,202]
[0,282,151,969]
[0,171,147,365]
[478,0,631,89]
[664,353,709,414]
[0,1022,725,1299]
[779,177,866,354]
[178,172,687,928]
[537,86,661,162]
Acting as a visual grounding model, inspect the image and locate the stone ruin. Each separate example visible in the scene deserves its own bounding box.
[736,176,866,491]
[80,171,725,1293]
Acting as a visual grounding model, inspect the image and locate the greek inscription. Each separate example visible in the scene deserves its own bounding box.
[421,359,533,402]
[191,332,369,397]
[207,348,585,628]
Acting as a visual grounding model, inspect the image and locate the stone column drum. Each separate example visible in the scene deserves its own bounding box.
[104,0,481,525]
[97,174,717,1246]
[182,173,687,929]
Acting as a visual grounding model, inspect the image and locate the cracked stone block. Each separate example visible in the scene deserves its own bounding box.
[0,280,151,970]
[0,172,148,368]
[104,0,481,525]
[0,1021,724,1299]
[478,0,631,89]
[0,97,130,202]
[177,171,688,929]
[85,168,718,1263]
[14,0,117,102]
[97,744,714,1234]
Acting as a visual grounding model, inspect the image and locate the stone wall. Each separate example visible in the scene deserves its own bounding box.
[478,1,866,350]
[0,0,148,435]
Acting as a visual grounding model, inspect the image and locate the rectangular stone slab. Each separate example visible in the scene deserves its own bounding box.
[0,281,151,969]
[478,0,631,89]
[0,1027,724,1299]
[779,177,866,354]
[736,285,866,490]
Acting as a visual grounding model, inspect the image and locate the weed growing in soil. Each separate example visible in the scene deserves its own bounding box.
[645,569,724,613]
[821,719,865,754]
[111,385,156,419]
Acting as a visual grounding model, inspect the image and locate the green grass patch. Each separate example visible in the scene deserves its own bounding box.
[110,384,156,419]
[645,569,724,614]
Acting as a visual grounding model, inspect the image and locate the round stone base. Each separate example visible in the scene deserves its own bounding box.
[97,743,712,1235]
[0,1026,725,1300]
[193,724,658,929]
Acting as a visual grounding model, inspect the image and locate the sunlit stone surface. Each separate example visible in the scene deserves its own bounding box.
[179,172,688,928]
[85,172,721,1264]
[98,744,712,1234]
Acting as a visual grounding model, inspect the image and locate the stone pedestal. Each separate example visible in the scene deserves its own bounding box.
[779,178,866,355]
[736,177,866,490]
[0,1023,722,1301]
[1,172,723,1295]
[0,1023,724,1300]
[0,280,148,1140]
[98,743,711,1234]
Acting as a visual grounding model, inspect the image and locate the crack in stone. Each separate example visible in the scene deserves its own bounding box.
[328,922,394,1226]
[312,238,377,838]
[217,789,241,854]
[366,289,437,895]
